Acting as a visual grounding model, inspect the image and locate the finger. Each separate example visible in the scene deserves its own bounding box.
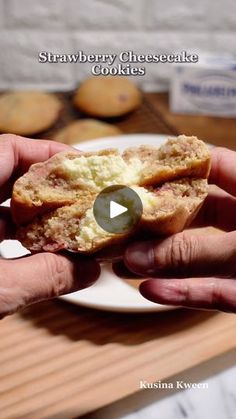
[191,185,236,231]
[0,134,71,203]
[209,147,236,196]
[0,252,100,318]
[0,207,16,241]
[139,277,236,312]
[124,231,236,278]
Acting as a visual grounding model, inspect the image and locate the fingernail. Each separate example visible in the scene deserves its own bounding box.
[125,241,155,276]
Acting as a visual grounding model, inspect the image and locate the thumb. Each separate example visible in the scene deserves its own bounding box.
[124,231,236,278]
[0,252,100,317]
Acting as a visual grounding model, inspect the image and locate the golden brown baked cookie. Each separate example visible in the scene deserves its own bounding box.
[0,91,62,135]
[73,77,142,117]
[12,135,210,225]
[17,178,208,253]
[13,135,210,254]
[53,119,122,144]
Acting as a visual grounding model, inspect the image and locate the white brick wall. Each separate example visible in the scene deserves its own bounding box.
[65,0,143,30]
[0,0,235,92]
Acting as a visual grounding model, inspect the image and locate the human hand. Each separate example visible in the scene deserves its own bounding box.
[0,134,100,318]
[124,147,236,312]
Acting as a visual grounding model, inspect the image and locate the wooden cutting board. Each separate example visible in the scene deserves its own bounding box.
[0,300,236,419]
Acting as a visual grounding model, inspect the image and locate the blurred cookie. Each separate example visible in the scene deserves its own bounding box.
[73,76,142,117]
[0,91,62,136]
[53,119,122,144]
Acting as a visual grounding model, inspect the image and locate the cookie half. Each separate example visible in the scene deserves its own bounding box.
[12,135,210,225]
[17,178,208,253]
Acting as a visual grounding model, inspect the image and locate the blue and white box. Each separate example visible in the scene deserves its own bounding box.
[170,54,236,118]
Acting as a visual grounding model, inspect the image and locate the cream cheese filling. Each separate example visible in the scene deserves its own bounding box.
[62,155,144,190]
[75,187,157,248]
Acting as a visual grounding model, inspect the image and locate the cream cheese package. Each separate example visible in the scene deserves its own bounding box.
[170,54,236,117]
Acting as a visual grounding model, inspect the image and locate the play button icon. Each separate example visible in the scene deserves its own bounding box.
[110,201,127,219]
[93,185,143,234]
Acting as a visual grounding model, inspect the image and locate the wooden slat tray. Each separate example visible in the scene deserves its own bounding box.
[0,301,236,418]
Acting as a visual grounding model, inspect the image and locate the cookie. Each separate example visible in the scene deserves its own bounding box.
[0,91,62,135]
[73,76,142,117]
[53,119,122,144]
[12,135,210,225]
[17,178,208,253]
[12,136,210,254]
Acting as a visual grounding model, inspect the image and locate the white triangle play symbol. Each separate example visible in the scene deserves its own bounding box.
[110,200,128,219]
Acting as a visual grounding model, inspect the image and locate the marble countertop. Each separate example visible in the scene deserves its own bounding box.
[87,349,236,419]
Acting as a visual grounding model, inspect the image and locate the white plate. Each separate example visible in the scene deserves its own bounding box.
[0,134,176,313]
